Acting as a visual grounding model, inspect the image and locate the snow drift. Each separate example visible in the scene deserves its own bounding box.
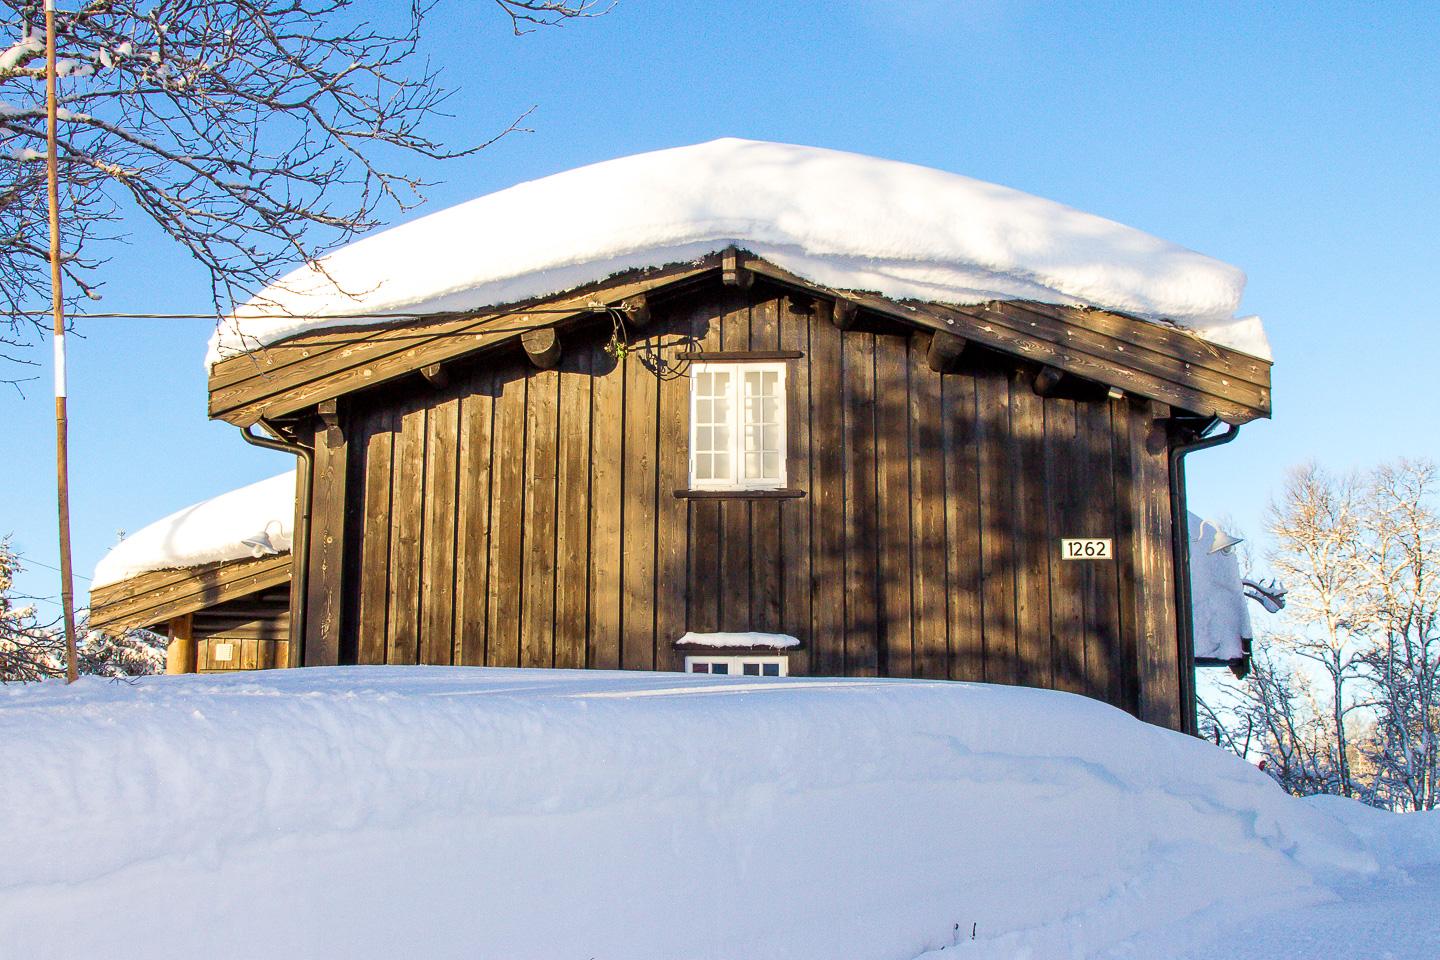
[91,470,295,587]
[208,138,1270,366]
[0,668,1397,960]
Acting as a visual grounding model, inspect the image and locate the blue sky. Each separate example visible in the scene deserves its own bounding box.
[6,0,1439,613]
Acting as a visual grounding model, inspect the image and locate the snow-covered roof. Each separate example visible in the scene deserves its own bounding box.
[208,138,1269,366]
[92,471,296,588]
[676,631,801,650]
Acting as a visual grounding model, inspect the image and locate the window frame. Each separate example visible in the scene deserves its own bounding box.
[683,655,790,677]
[688,361,789,491]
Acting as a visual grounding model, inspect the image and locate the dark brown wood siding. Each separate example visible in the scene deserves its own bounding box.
[192,586,291,672]
[320,287,1182,726]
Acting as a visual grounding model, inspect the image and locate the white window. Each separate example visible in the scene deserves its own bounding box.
[684,655,789,677]
[689,362,787,489]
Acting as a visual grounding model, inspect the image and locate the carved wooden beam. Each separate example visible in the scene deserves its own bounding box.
[926,330,968,372]
[830,298,859,331]
[721,247,753,288]
[316,399,343,448]
[1033,365,1064,397]
[521,327,562,370]
[420,362,449,388]
[622,292,652,329]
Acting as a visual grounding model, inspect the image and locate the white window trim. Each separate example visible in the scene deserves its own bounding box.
[684,655,790,677]
[688,361,788,491]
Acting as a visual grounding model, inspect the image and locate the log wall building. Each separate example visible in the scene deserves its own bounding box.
[94,251,1271,734]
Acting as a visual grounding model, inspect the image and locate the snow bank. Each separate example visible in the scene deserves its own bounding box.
[677,630,801,649]
[208,138,1270,366]
[91,471,295,587]
[0,669,1386,960]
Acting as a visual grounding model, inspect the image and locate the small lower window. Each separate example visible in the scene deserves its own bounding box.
[684,655,788,677]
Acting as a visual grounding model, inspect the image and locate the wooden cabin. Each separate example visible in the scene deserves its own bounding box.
[94,141,1273,733]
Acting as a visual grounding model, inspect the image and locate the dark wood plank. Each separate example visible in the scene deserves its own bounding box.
[717,293,752,633]
[1082,398,1125,706]
[386,402,426,666]
[842,330,878,676]
[977,367,1016,685]
[622,340,658,671]
[942,372,983,681]
[356,406,395,665]
[779,297,812,675]
[304,412,347,667]
[808,304,846,676]
[453,370,495,666]
[486,373,527,668]
[748,297,783,635]
[520,368,560,667]
[908,334,948,680]
[676,350,803,361]
[654,305,692,673]
[1111,397,1141,715]
[685,299,724,637]
[874,332,913,677]
[589,346,624,669]
[1011,368,1051,689]
[553,348,592,670]
[419,395,459,665]
[1043,397,1086,695]
[1127,399,1182,728]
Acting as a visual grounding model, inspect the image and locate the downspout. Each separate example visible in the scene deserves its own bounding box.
[241,419,313,669]
[1169,419,1241,735]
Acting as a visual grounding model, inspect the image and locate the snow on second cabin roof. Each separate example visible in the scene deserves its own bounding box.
[92,471,296,588]
[207,138,1270,366]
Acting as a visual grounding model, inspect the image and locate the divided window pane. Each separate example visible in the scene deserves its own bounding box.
[689,362,787,489]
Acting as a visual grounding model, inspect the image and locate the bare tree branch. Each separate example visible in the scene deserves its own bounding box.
[0,0,605,381]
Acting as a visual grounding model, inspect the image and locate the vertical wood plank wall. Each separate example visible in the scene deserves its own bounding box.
[324,288,1184,724]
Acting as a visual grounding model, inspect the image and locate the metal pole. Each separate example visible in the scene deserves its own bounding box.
[45,0,79,683]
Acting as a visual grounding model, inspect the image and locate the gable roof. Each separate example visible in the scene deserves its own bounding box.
[208,138,1269,366]
[208,250,1271,427]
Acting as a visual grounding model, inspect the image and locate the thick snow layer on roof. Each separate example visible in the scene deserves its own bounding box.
[207,138,1270,366]
[91,471,295,588]
[677,631,800,649]
[1189,512,1253,662]
[4,668,1418,959]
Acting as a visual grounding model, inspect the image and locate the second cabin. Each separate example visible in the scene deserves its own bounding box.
[91,139,1274,734]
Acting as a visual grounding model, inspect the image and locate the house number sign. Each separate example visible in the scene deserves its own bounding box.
[1060,538,1112,560]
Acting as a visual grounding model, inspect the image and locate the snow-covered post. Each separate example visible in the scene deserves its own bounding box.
[44,0,78,683]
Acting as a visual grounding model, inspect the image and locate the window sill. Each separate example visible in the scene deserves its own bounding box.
[673,488,806,500]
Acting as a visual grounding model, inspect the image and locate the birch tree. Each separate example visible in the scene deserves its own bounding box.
[1265,463,1371,797]
[1361,460,1440,810]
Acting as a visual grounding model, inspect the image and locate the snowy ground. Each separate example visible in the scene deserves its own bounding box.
[2,668,1434,960]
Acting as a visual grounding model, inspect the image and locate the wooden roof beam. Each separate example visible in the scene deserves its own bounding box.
[722,247,753,288]
[1033,365,1064,397]
[521,327,562,370]
[830,298,859,330]
[926,330,968,372]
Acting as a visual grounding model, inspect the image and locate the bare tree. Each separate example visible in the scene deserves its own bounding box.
[1265,463,1372,797]
[1361,460,1440,810]
[0,0,603,380]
